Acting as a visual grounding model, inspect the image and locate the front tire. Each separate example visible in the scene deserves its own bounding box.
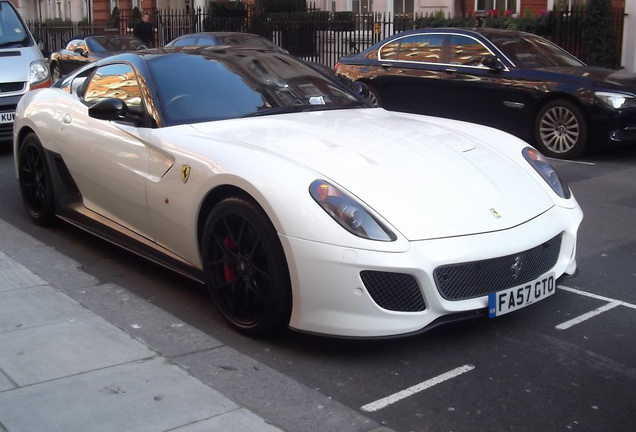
[18,133,56,226]
[534,100,587,159]
[201,197,292,336]
[51,63,61,83]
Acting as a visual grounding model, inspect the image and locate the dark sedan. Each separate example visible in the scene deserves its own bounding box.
[50,35,147,82]
[166,32,336,78]
[335,28,636,159]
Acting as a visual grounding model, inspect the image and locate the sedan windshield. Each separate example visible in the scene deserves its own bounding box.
[149,50,365,125]
[486,33,584,68]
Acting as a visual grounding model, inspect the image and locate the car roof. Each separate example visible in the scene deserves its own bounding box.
[398,27,529,37]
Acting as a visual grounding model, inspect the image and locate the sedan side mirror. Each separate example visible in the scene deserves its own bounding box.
[89,98,143,126]
[482,55,505,72]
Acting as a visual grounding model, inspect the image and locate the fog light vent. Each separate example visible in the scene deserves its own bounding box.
[360,271,426,312]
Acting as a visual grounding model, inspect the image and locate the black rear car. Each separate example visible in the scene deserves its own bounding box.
[50,35,147,82]
[336,27,636,159]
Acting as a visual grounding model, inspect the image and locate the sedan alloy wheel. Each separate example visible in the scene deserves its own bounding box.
[535,100,587,159]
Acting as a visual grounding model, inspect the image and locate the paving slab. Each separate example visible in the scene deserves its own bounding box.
[0,357,242,432]
[0,314,155,385]
[0,285,93,332]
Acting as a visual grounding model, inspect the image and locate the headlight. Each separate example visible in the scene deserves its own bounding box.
[523,147,571,199]
[29,60,51,89]
[309,180,396,241]
[595,91,636,109]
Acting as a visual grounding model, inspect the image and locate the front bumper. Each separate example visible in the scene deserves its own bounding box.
[282,204,582,338]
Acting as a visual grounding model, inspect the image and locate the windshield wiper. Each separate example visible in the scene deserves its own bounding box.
[242,105,334,118]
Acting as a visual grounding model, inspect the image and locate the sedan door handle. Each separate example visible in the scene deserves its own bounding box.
[444,68,458,74]
[380,63,393,70]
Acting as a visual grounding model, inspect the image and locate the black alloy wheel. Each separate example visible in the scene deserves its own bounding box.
[201,197,292,336]
[18,133,56,226]
[534,99,588,159]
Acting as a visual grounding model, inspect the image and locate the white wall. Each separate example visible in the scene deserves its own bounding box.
[621,0,635,72]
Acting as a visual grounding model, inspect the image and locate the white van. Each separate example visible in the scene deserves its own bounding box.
[0,0,51,141]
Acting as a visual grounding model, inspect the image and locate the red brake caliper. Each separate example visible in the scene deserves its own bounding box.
[223,236,236,282]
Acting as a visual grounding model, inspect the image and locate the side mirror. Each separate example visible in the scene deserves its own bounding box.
[89,98,143,125]
[482,55,505,72]
[74,48,87,56]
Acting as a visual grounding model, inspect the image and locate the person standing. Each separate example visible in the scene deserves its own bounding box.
[134,13,154,47]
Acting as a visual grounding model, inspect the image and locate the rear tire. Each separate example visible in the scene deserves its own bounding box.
[364,84,383,108]
[18,133,56,227]
[201,197,292,337]
[534,100,587,159]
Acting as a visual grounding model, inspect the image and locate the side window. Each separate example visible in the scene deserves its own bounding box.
[379,41,400,60]
[381,35,444,63]
[82,64,144,113]
[449,35,492,66]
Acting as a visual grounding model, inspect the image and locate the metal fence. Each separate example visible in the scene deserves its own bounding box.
[27,6,625,69]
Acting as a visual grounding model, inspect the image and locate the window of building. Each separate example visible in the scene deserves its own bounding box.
[393,0,414,15]
[476,0,517,13]
[352,0,372,15]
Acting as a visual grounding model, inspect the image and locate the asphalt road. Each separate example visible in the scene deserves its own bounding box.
[1,140,635,432]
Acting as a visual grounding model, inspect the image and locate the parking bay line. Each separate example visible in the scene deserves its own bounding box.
[556,285,636,330]
[360,364,475,412]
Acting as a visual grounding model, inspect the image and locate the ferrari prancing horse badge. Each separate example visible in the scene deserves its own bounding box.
[181,165,191,183]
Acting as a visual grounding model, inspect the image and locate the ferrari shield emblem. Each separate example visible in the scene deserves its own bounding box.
[181,165,191,183]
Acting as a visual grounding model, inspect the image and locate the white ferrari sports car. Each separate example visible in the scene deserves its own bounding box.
[13,46,582,338]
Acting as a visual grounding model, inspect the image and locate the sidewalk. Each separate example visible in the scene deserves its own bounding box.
[0,219,392,432]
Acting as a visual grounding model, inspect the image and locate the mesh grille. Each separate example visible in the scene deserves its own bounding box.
[434,232,563,300]
[361,271,426,312]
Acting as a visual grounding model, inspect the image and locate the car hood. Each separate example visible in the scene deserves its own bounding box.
[0,46,42,82]
[542,66,636,90]
[190,109,554,240]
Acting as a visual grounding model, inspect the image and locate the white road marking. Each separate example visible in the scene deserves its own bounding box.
[556,285,636,330]
[360,364,475,412]
[556,301,622,330]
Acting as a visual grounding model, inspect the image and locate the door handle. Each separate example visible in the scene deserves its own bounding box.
[444,68,458,74]
[380,63,392,70]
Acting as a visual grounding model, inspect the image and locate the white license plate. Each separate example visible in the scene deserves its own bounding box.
[488,273,555,318]
[0,111,16,124]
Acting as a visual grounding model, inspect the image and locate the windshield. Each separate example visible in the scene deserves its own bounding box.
[149,51,365,126]
[486,33,584,68]
[0,2,33,48]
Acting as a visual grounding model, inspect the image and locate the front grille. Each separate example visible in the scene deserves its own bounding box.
[361,271,426,312]
[0,82,25,93]
[434,233,563,300]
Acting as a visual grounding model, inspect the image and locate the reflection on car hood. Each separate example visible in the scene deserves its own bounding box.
[543,66,636,89]
[191,109,554,240]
